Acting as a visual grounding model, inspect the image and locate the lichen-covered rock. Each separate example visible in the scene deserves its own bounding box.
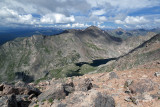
[75,78,93,91]
[54,89,115,107]
[37,81,75,102]
[38,83,66,101]
[129,79,154,94]
[109,72,118,79]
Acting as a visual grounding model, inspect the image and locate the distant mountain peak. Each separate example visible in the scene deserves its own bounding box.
[85,26,101,31]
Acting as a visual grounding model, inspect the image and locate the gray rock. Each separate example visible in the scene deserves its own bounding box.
[124,97,138,105]
[124,97,132,102]
[0,84,19,95]
[75,78,93,91]
[61,89,115,107]
[16,95,31,107]
[15,81,26,87]
[0,83,41,96]
[124,79,133,88]
[51,100,67,107]
[155,72,160,77]
[130,97,138,105]
[0,94,17,107]
[109,72,118,79]
[38,83,67,101]
[129,79,154,94]
[63,82,75,95]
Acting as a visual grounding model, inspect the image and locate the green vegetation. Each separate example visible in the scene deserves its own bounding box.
[34,76,48,84]
[57,50,62,56]
[65,70,82,77]
[6,62,16,82]
[50,64,80,79]
[44,47,50,54]
[49,64,98,80]
[34,104,39,107]
[85,42,101,50]
[7,71,15,82]
[57,52,80,66]
[80,64,96,74]
[0,54,5,68]
[50,68,63,79]
[42,99,46,102]
[48,98,54,103]
[18,50,31,66]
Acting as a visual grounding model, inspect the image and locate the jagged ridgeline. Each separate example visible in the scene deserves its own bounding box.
[0,26,157,83]
[98,33,160,72]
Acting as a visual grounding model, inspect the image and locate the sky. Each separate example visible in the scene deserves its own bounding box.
[0,0,160,29]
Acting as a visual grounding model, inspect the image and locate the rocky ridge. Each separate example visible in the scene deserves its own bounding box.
[0,30,159,107]
[0,26,156,83]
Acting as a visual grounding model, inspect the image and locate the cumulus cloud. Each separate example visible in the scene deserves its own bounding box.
[0,0,160,28]
[99,16,107,21]
[115,16,149,25]
[72,23,89,28]
[40,13,75,24]
[0,7,37,25]
[91,9,106,16]
[154,19,160,23]
[87,0,160,10]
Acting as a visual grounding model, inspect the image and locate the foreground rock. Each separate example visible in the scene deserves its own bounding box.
[0,94,17,107]
[0,83,41,96]
[0,61,160,107]
[0,82,41,107]
[34,89,115,107]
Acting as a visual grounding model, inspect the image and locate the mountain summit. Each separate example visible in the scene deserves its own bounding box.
[85,26,101,31]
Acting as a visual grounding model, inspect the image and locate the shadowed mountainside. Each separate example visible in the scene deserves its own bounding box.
[97,33,160,72]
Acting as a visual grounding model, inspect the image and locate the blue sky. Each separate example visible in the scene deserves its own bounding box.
[0,0,160,29]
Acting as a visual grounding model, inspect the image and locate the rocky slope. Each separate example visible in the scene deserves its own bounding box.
[107,28,158,38]
[97,33,160,72]
[0,26,156,83]
[1,58,159,107]
[0,29,159,107]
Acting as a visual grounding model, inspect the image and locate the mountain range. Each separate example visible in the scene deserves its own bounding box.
[0,26,160,107]
[0,26,159,83]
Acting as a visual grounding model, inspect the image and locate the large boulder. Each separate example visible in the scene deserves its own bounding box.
[0,94,17,107]
[128,79,154,94]
[38,82,74,101]
[16,95,31,107]
[38,83,66,101]
[109,72,118,79]
[0,84,19,95]
[52,89,115,107]
[75,78,93,91]
[0,83,41,96]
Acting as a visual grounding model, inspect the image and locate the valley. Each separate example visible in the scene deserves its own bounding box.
[0,26,159,107]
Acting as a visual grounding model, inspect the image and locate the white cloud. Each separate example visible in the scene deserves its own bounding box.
[40,13,75,24]
[99,16,107,21]
[115,20,123,24]
[115,16,149,25]
[155,19,160,23]
[91,9,105,16]
[87,0,160,9]
[0,0,160,28]
[0,7,37,25]
[72,23,89,28]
